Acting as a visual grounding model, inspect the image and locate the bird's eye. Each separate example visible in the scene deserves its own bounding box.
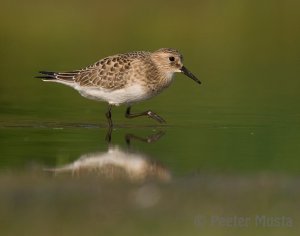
[169,56,175,62]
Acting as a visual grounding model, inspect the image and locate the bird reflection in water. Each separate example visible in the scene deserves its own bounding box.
[46,130,171,182]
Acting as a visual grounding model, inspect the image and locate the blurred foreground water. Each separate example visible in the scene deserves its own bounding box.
[0,122,299,235]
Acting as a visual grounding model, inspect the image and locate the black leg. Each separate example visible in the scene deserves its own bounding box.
[105,105,113,127]
[125,106,166,124]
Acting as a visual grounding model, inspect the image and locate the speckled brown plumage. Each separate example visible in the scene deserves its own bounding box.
[74,52,149,90]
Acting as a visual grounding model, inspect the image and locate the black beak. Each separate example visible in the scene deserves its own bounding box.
[180,66,201,85]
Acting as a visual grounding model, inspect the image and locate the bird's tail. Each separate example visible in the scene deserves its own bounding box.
[35,71,80,82]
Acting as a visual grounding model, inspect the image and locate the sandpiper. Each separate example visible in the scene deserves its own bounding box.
[36,48,200,126]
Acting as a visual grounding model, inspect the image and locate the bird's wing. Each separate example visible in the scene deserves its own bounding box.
[74,53,140,90]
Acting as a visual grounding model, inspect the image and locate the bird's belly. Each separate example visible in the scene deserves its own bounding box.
[77,84,150,106]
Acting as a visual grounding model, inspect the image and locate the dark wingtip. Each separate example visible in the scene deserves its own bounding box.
[35,75,54,79]
[38,71,55,75]
[35,71,56,80]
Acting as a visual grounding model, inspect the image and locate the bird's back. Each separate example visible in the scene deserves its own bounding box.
[74,51,151,90]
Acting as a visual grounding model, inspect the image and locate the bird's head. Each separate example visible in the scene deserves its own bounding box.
[151,48,201,84]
